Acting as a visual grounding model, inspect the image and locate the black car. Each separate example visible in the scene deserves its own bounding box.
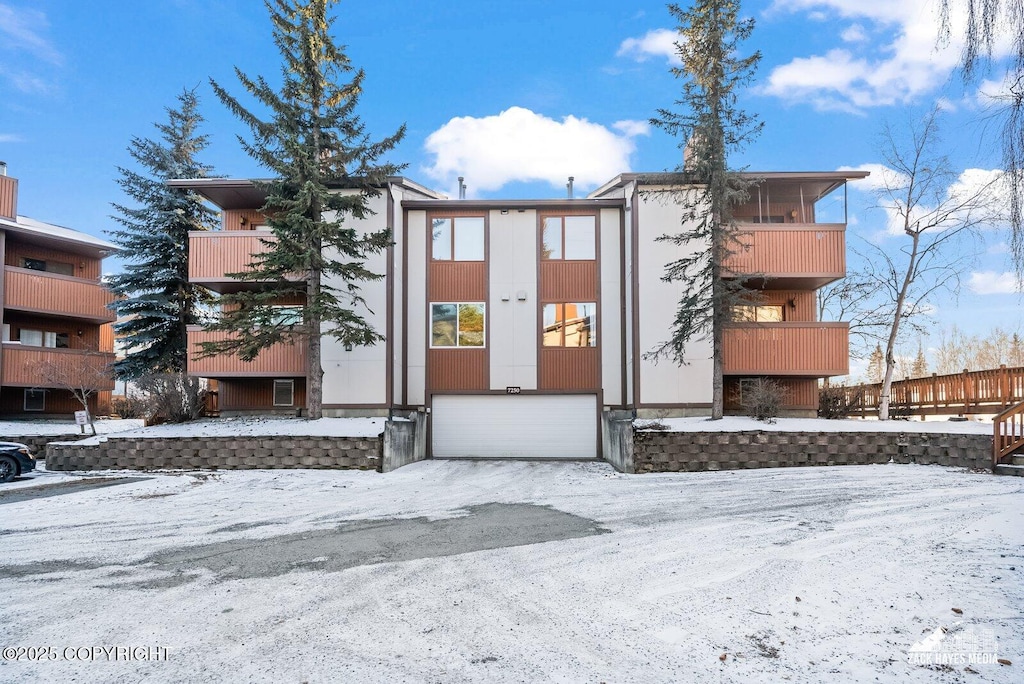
[0,441,36,483]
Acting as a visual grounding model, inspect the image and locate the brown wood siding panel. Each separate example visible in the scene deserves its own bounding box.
[186,328,306,376]
[724,377,818,410]
[723,323,849,376]
[4,267,115,322]
[428,261,487,301]
[1,344,115,389]
[427,349,486,390]
[189,231,275,282]
[219,378,307,410]
[725,226,844,278]
[5,313,102,349]
[539,261,598,301]
[0,386,99,415]
[99,324,114,354]
[0,177,17,220]
[539,347,600,390]
[222,210,267,232]
[4,241,102,280]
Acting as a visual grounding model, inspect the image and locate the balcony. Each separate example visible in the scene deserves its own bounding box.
[187,326,306,377]
[3,266,116,322]
[724,224,845,288]
[1,344,115,390]
[723,322,849,377]
[189,231,301,293]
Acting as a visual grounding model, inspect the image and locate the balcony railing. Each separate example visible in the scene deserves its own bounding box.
[724,224,845,286]
[189,231,302,292]
[187,326,306,377]
[3,266,115,322]
[723,322,849,376]
[1,344,115,390]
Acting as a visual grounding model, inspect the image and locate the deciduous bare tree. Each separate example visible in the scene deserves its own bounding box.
[36,349,115,436]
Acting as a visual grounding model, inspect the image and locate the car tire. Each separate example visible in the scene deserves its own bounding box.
[0,456,17,483]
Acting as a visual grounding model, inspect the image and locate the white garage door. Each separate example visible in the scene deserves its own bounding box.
[431,394,597,459]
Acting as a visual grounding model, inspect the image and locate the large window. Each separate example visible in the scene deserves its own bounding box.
[543,303,597,347]
[431,303,485,348]
[18,329,70,348]
[24,389,45,412]
[20,257,74,276]
[432,217,485,261]
[542,215,596,260]
[730,305,784,322]
[273,379,294,407]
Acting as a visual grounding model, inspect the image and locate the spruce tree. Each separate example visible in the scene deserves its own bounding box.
[107,89,216,379]
[650,0,762,419]
[204,0,405,419]
[866,344,884,384]
[911,343,928,378]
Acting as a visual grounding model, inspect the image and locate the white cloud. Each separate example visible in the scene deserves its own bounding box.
[840,24,868,42]
[616,28,680,64]
[0,133,23,143]
[422,107,649,195]
[0,4,61,64]
[762,0,998,111]
[969,271,1023,294]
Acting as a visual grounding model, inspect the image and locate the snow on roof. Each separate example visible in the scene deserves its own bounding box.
[0,214,117,251]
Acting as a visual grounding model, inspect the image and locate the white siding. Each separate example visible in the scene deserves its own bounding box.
[599,207,622,406]
[636,187,713,406]
[406,210,428,405]
[488,209,538,391]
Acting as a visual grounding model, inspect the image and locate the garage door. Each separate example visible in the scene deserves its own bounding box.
[431,394,597,459]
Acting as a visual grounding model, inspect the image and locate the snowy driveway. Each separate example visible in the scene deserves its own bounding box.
[1,461,1022,683]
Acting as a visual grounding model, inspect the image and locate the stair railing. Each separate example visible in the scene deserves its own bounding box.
[994,400,1024,467]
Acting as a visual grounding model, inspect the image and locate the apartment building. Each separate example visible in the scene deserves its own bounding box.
[0,166,117,417]
[177,169,867,458]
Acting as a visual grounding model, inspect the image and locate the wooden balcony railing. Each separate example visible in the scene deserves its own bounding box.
[187,326,306,377]
[189,231,298,291]
[0,344,115,390]
[843,365,1024,418]
[724,224,845,285]
[723,322,849,376]
[3,266,115,322]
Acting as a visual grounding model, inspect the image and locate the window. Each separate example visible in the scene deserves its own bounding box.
[273,379,294,407]
[543,303,597,347]
[730,305,785,322]
[431,303,485,348]
[18,329,69,347]
[24,389,45,412]
[269,306,302,326]
[542,215,596,260]
[431,217,485,261]
[19,329,43,346]
[19,257,73,275]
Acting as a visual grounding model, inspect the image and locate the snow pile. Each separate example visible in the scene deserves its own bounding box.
[64,416,388,445]
[636,416,994,435]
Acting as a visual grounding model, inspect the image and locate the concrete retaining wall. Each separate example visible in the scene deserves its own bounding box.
[601,411,635,474]
[10,434,84,456]
[632,430,993,473]
[46,435,381,472]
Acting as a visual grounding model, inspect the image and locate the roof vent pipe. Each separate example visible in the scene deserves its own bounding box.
[458,176,466,200]
[0,161,6,177]
[567,176,574,199]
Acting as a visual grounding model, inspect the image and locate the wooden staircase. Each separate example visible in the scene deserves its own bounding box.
[994,400,1024,476]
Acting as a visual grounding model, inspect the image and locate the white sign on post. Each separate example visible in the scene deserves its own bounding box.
[74,410,88,426]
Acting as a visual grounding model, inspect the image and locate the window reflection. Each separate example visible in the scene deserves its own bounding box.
[542,215,595,260]
[730,305,784,322]
[431,302,485,347]
[543,303,597,347]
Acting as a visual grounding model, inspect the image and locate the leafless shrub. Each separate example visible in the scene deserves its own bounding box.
[736,378,788,424]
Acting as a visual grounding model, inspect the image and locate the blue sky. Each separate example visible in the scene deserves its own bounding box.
[0,0,1020,374]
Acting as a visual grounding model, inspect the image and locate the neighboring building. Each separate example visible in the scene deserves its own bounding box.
[174,169,867,457]
[0,165,117,417]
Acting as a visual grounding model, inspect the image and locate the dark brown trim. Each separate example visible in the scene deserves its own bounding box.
[385,187,394,410]
[404,199,624,210]
[630,182,641,409]
[402,207,409,407]
[618,205,627,408]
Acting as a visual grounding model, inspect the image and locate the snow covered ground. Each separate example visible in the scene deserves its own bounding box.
[636,416,994,435]
[65,416,388,445]
[1,462,1020,683]
[0,419,145,437]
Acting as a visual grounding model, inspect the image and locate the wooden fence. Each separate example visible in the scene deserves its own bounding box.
[842,365,1024,418]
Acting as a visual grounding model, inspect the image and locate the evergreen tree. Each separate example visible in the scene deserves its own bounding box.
[650,0,762,419]
[107,89,216,379]
[911,343,928,378]
[204,0,405,419]
[866,344,884,384]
